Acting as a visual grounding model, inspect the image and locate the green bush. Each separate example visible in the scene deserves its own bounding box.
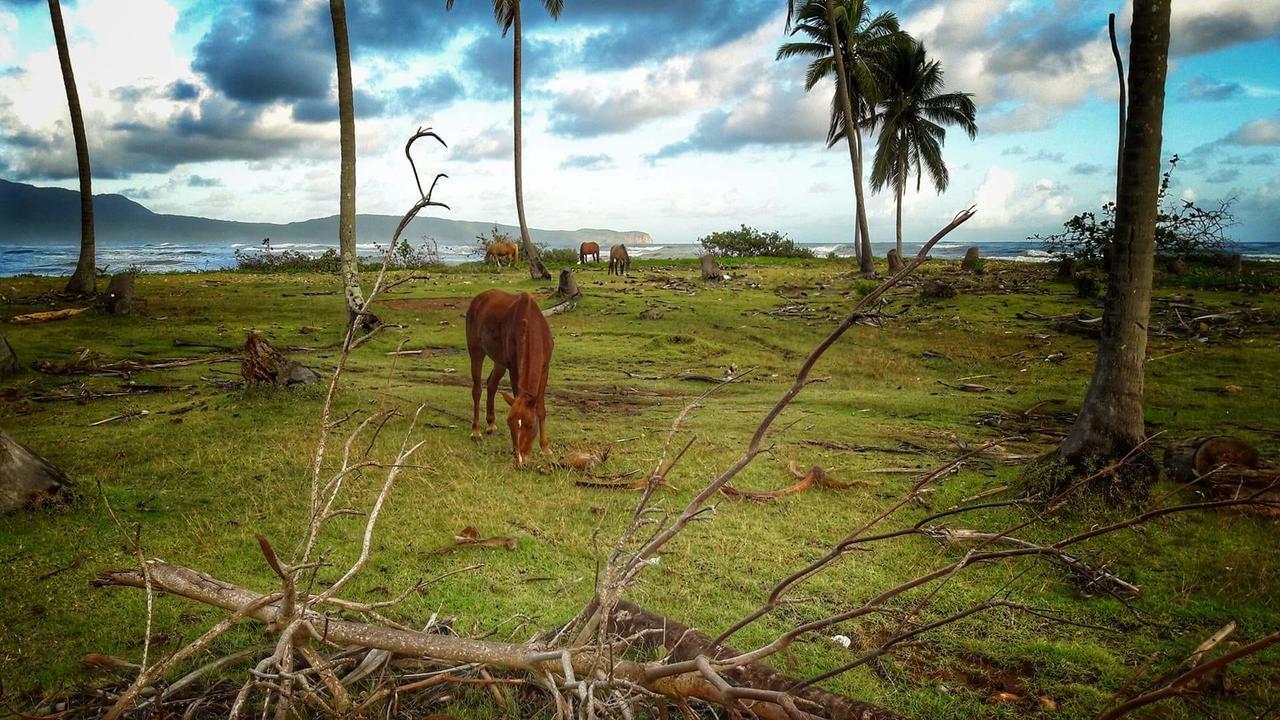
[698,225,813,258]
[235,248,342,273]
[538,246,581,265]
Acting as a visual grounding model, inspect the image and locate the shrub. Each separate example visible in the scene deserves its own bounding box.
[1033,156,1236,264]
[235,248,342,273]
[538,246,581,265]
[698,225,813,258]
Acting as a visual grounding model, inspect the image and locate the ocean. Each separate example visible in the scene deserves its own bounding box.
[2,239,1279,277]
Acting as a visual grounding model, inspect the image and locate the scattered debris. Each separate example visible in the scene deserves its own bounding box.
[9,307,88,324]
[721,460,876,501]
[429,527,518,554]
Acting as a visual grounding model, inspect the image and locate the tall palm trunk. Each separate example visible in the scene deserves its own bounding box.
[1057,0,1171,491]
[330,0,369,325]
[894,145,905,257]
[822,0,874,276]
[48,0,95,296]
[512,1,551,281]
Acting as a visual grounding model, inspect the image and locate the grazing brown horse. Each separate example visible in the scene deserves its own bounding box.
[579,241,600,264]
[484,240,520,267]
[608,244,631,276]
[466,290,553,466]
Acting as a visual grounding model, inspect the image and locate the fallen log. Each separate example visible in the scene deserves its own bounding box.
[1,428,75,513]
[1164,436,1260,483]
[94,561,902,720]
[9,307,88,324]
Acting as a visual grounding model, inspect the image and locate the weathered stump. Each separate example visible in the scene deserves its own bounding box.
[1166,256,1189,276]
[886,249,904,273]
[241,333,321,386]
[1055,256,1076,280]
[920,279,957,300]
[0,334,17,379]
[639,308,662,320]
[1164,436,1260,483]
[961,246,980,271]
[1228,253,1243,274]
[1,428,74,513]
[101,273,135,315]
[700,254,723,281]
[554,269,581,303]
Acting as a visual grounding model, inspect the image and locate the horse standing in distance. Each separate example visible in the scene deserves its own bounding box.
[579,241,600,264]
[608,244,631,276]
[465,290,554,466]
[485,240,520,268]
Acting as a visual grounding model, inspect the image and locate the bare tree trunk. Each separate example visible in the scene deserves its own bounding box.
[512,1,551,281]
[823,0,873,276]
[895,159,904,259]
[1057,0,1171,490]
[49,0,95,296]
[1,428,74,513]
[330,0,370,327]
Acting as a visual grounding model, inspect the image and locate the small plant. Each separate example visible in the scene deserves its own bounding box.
[971,258,986,275]
[538,245,581,265]
[373,236,443,269]
[1033,156,1236,264]
[1074,274,1100,298]
[698,225,814,258]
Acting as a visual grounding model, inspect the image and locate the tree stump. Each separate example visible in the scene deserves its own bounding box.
[554,269,581,303]
[886,249,903,273]
[700,254,723,281]
[241,333,321,386]
[1,428,74,513]
[1055,256,1076,280]
[101,273,135,315]
[1228,253,1243,274]
[1164,436,1260,483]
[961,246,980,271]
[0,334,17,379]
[920,279,957,300]
[1166,256,1188,276]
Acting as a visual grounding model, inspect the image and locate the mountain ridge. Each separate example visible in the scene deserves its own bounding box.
[0,179,652,248]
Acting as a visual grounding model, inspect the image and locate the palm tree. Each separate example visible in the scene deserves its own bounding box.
[1054,0,1171,498]
[778,0,899,275]
[329,0,372,328]
[47,0,95,296]
[866,39,976,258]
[447,0,560,281]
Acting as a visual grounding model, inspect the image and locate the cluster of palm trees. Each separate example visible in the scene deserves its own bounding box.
[779,0,977,273]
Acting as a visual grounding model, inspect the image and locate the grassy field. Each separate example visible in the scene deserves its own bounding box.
[1,256,1278,719]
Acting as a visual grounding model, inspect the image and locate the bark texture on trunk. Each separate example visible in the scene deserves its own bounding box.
[1058,0,1171,478]
[1,429,74,513]
[512,2,551,281]
[823,0,873,276]
[0,334,17,379]
[49,0,96,296]
[331,0,368,324]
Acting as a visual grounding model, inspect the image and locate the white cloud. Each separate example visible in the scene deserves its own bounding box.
[969,166,1074,228]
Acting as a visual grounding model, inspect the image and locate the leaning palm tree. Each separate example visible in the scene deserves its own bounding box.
[778,0,900,275]
[47,0,96,295]
[447,0,560,281]
[867,39,977,257]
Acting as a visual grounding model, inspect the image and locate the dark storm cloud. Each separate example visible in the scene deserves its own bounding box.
[1179,76,1244,102]
[648,102,817,160]
[463,33,570,99]
[1206,167,1242,184]
[1172,11,1280,57]
[187,174,222,187]
[984,21,1098,77]
[290,90,388,123]
[559,153,614,170]
[167,80,201,101]
[392,74,466,115]
[192,1,332,106]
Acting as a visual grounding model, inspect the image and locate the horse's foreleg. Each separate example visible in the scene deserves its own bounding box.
[537,396,548,453]
[485,364,506,434]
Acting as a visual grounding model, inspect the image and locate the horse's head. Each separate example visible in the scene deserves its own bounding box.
[502,391,537,466]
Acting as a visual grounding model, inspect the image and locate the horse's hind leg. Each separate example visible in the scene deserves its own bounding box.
[469,348,485,439]
[485,363,507,433]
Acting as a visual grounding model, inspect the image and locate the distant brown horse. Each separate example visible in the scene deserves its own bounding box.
[579,241,600,264]
[608,244,630,276]
[485,240,520,267]
[466,290,554,466]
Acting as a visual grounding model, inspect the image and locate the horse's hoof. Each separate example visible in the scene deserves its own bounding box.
[470,429,482,440]
[486,424,498,434]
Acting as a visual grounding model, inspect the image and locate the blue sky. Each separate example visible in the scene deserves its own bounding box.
[0,0,1277,245]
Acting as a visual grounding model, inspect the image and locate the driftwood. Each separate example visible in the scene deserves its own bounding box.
[1,428,74,513]
[961,246,980,271]
[700,254,724,281]
[240,333,320,385]
[9,307,87,324]
[0,334,16,378]
[886,248,903,273]
[101,273,135,315]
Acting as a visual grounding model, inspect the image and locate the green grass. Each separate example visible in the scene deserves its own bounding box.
[1,258,1278,718]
